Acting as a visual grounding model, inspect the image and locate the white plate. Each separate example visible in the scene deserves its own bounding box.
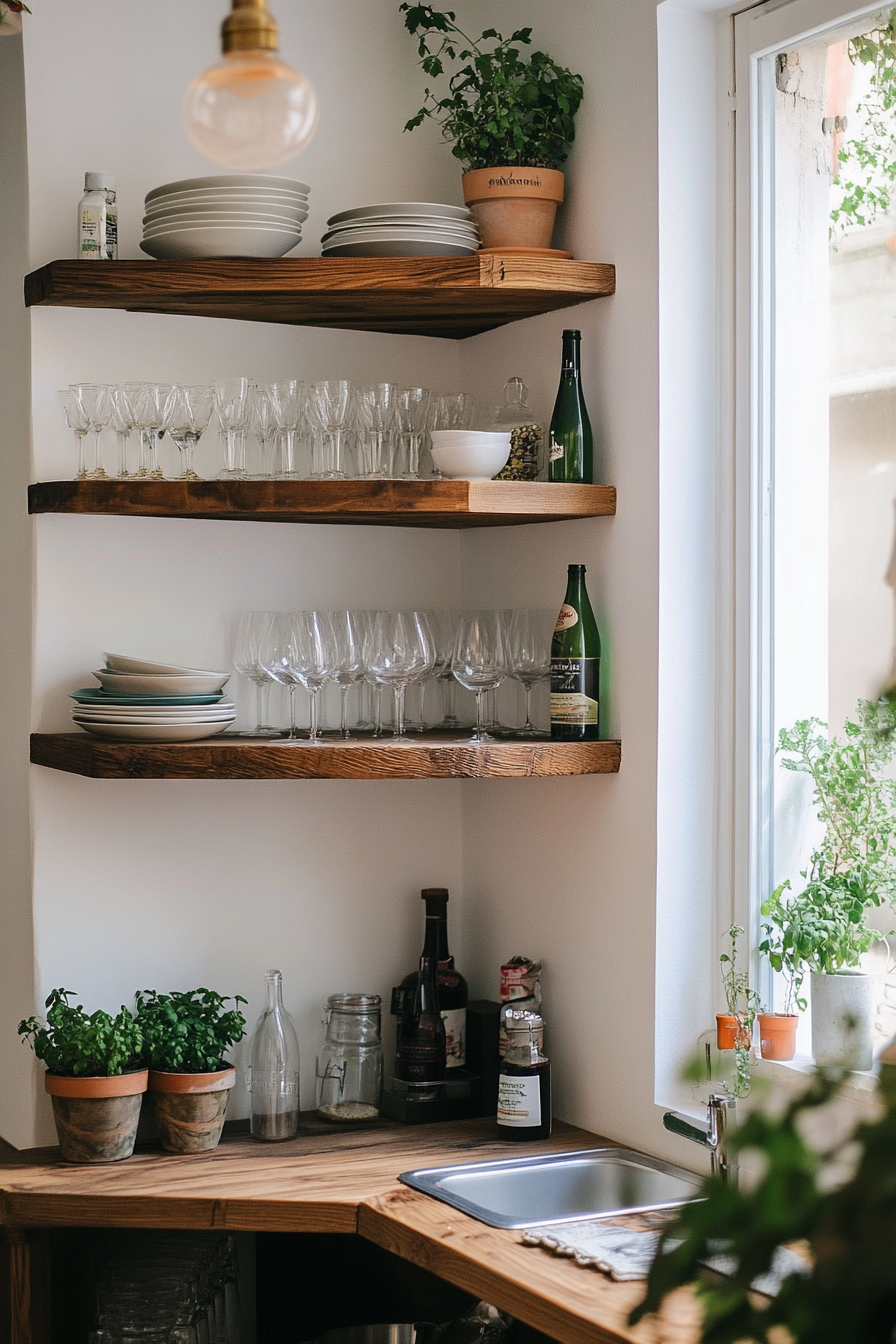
[145,200,308,220]
[327,202,472,225]
[143,215,305,238]
[146,186,309,204]
[322,237,477,259]
[146,174,310,201]
[104,653,229,675]
[73,713,236,725]
[141,227,302,260]
[72,701,236,717]
[321,223,479,245]
[95,670,231,695]
[74,720,234,742]
[322,217,478,235]
[144,207,309,229]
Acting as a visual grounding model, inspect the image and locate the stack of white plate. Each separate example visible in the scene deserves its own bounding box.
[321,202,480,258]
[140,174,310,260]
[70,654,235,741]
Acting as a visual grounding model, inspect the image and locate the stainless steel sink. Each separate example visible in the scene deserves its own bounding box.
[399,1147,704,1229]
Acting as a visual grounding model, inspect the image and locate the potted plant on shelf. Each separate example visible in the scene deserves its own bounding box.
[760,702,896,1069]
[135,988,247,1155]
[18,988,146,1164]
[400,4,584,252]
[717,923,757,1051]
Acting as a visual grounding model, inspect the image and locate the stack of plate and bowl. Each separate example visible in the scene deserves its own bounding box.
[70,654,235,741]
[429,430,512,481]
[140,174,309,260]
[320,203,479,258]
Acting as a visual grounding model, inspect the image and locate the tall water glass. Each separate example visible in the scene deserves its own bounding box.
[308,380,351,479]
[251,384,276,478]
[353,383,395,478]
[214,377,250,479]
[268,379,304,478]
[451,611,508,743]
[394,387,431,479]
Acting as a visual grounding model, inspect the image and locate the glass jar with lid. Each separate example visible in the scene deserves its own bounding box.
[315,993,383,1122]
[490,377,545,481]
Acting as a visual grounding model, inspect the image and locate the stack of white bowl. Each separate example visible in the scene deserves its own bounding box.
[320,202,479,258]
[140,174,310,260]
[70,654,235,741]
[429,430,512,481]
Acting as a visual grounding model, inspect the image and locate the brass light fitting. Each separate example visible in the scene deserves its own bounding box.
[221,0,279,55]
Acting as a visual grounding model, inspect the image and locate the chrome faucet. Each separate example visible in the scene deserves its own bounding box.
[663,1093,738,1185]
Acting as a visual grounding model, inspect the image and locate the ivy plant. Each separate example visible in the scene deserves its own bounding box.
[18,988,143,1077]
[135,988,247,1074]
[399,4,584,170]
[831,9,896,236]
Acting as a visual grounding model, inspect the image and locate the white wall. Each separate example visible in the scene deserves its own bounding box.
[1,0,695,1161]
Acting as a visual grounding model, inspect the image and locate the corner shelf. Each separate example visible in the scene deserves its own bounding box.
[28,479,615,529]
[24,255,616,339]
[30,734,622,781]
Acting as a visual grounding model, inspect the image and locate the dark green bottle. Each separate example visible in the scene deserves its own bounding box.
[550,564,601,740]
[548,329,593,483]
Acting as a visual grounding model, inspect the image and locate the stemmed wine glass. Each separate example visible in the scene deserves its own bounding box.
[506,608,553,737]
[108,385,135,479]
[451,611,508,743]
[308,380,351,480]
[331,610,368,739]
[353,383,395,478]
[290,609,336,742]
[232,611,283,738]
[268,379,304,479]
[260,612,305,739]
[164,385,214,481]
[215,377,251,480]
[394,387,431,479]
[251,384,277,479]
[365,611,435,740]
[125,382,167,478]
[70,384,112,479]
[59,389,91,480]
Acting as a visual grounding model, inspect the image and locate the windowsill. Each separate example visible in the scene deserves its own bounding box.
[749,1052,881,1106]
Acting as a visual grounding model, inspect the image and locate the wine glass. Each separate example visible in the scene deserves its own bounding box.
[251,383,277,479]
[507,608,553,737]
[330,610,368,739]
[214,377,251,479]
[308,380,352,479]
[429,609,462,731]
[108,385,135,479]
[260,611,305,739]
[451,611,508,743]
[232,610,283,737]
[353,383,395,478]
[70,383,112,479]
[365,611,435,740]
[124,382,168,479]
[59,388,91,479]
[268,379,305,478]
[164,385,214,481]
[394,387,431,479]
[291,609,336,742]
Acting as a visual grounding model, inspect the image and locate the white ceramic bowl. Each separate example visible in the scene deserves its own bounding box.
[430,433,511,481]
[140,226,302,260]
[94,670,231,696]
[104,653,226,674]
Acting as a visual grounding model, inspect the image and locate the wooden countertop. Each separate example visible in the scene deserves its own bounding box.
[0,1116,700,1344]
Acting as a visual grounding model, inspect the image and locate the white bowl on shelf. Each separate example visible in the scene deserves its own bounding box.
[140,225,302,260]
[429,432,511,481]
[94,669,231,696]
[104,653,226,675]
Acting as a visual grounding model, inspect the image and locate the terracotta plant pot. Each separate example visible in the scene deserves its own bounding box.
[45,1069,148,1164]
[462,166,565,251]
[716,1013,751,1051]
[148,1066,236,1154]
[758,1013,798,1061]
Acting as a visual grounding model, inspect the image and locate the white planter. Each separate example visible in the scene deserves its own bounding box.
[810,970,877,1069]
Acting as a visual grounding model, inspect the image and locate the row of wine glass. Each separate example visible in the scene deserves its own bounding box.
[234,608,555,743]
[60,380,483,483]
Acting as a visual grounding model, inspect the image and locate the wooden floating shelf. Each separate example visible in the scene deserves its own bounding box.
[28,479,615,529]
[23,256,616,339]
[30,733,622,781]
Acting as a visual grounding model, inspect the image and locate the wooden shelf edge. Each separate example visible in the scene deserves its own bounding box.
[28,480,616,528]
[30,734,622,781]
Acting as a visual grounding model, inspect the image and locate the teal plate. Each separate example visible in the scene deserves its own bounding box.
[70,688,225,706]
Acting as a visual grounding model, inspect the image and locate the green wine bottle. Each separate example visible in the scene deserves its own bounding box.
[551,564,601,740]
[548,329,593,483]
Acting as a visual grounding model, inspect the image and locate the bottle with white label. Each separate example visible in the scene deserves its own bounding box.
[78,171,116,261]
[551,563,601,741]
[497,1013,551,1140]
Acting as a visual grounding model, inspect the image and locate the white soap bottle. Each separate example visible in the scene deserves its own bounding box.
[78,171,115,260]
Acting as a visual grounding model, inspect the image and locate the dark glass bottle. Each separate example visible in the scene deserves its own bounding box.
[394,892,448,1082]
[551,564,601,740]
[547,329,593,483]
[392,888,468,1069]
[497,1014,551,1141]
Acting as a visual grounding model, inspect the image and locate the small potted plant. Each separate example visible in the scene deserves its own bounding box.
[18,988,146,1164]
[717,924,757,1051]
[400,4,584,251]
[136,988,247,1154]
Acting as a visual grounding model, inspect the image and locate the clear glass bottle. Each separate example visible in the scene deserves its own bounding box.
[491,377,545,481]
[315,993,383,1121]
[247,969,300,1141]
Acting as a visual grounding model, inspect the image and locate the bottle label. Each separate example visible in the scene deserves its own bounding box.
[80,207,104,258]
[105,209,118,261]
[249,1072,298,1097]
[551,658,599,724]
[554,604,578,632]
[442,1007,466,1068]
[497,1073,542,1127]
[549,436,564,462]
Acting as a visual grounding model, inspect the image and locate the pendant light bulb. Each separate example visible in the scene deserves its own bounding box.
[184,0,319,171]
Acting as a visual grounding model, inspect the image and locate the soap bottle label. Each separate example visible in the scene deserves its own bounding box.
[80,207,104,258]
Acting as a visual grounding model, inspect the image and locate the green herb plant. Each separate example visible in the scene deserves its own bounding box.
[399,5,584,170]
[759,700,896,1003]
[18,988,143,1077]
[719,924,758,1100]
[831,9,896,237]
[135,988,247,1074]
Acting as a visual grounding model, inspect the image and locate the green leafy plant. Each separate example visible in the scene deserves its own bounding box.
[719,924,758,1099]
[135,988,247,1074]
[831,10,896,236]
[631,1058,896,1342]
[399,5,584,170]
[18,988,143,1077]
[759,700,896,1002]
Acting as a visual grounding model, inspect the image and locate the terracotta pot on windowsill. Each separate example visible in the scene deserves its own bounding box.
[148,1064,236,1154]
[716,1013,751,1051]
[462,166,566,252]
[758,1013,798,1061]
[45,1068,148,1164]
